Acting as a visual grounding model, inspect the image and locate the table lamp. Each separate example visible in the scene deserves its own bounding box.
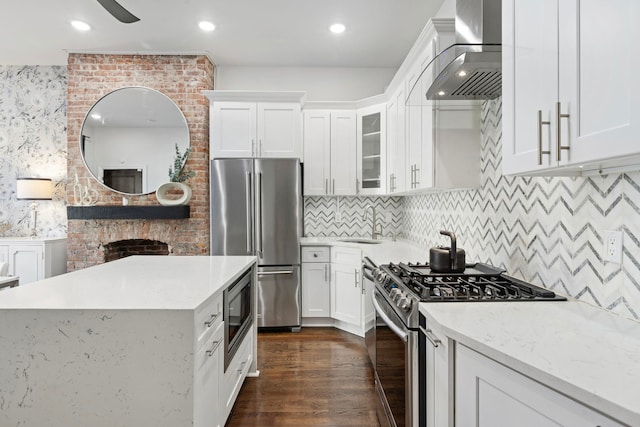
[16,178,53,237]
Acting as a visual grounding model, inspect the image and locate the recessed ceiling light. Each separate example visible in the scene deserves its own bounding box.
[199,21,215,32]
[330,23,346,34]
[71,20,91,32]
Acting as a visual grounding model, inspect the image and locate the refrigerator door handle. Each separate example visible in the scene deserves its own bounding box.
[257,270,294,276]
[245,171,253,254]
[257,171,264,257]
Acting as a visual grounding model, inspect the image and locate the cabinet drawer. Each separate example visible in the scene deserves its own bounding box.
[331,246,362,265]
[301,246,330,263]
[195,292,223,349]
[222,328,253,417]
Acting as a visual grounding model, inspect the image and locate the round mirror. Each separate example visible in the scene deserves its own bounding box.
[80,87,190,195]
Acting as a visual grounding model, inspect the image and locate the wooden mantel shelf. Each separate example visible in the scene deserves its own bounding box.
[67,205,190,220]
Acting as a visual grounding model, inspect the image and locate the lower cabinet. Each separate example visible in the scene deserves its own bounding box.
[194,322,223,427]
[301,247,331,317]
[221,328,253,422]
[455,344,623,427]
[419,314,451,427]
[0,238,67,285]
[301,245,366,336]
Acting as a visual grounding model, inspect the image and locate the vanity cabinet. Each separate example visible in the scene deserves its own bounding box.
[455,344,624,427]
[357,105,387,195]
[502,0,640,176]
[204,91,304,160]
[0,238,67,285]
[301,246,331,318]
[303,110,357,196]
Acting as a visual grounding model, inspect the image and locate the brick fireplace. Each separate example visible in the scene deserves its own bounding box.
[66,54,214,271]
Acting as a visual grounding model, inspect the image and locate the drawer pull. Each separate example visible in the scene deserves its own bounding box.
[204,313,219,327]
[206,340,221,357]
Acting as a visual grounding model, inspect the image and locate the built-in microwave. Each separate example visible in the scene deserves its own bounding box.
[223,267,254,371]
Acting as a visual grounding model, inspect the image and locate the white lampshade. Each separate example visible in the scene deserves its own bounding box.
[16,178,53,200]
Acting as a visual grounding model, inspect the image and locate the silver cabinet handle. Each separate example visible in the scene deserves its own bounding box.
[258,270,294,276]
[204,313,220,327]
[537,110,551,165]
[556,101,570,161]
[206,340,221,357]
[324,264,328,282]
[251,139,256,157]
[333,179,336,195]
[259,139,263,156]
[421,327,442,348]
[325,178,329,195]
[414,165,420,186]
[245,171,252,254]
[354,268,359,288]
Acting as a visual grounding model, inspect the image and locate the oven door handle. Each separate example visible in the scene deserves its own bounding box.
[373,291,408,343]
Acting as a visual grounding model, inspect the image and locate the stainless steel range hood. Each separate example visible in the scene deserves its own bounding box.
[425,0,501,100]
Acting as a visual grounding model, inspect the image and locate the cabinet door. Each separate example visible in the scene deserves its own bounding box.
[562,0,639,165]
[502,0,559,175]
[194,324,223,427]
[357,106,387,195]
[455,344,624,427]
[303,111,330,195]
[331,263,361,327]
[330,111,357,195]
[424,325,449,427]
[211,102,256,158]
[10,244,43,284]
[257,103,302,158]
[301,262,330,317]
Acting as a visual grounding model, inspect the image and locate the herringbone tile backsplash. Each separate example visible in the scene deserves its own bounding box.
[305,98,640,320]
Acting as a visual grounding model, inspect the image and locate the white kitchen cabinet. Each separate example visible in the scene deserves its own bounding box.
[503,0,640,176]
[204,91,304,160]
[330,246,363,335]
[221,328,253,422]
[357,105,387,195]
[386,87,406,194]
[420,315,451,427]
[0,238,67,285]
[301,246,331,318]
[194,322,223,427]
[303,110,357,196]
[455,344,624,427]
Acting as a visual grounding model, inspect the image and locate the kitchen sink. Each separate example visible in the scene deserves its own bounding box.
[337,238,384,245]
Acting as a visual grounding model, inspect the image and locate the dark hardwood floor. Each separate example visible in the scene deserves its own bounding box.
[225,327,380,427]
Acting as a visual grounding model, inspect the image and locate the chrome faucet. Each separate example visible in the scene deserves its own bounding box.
[363,204,383,240]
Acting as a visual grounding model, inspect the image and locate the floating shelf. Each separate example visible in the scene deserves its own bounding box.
[67,205,190,220]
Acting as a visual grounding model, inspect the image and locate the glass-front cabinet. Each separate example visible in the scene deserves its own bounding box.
[357,104,386,195]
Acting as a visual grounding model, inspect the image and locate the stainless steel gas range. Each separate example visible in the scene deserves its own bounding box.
[372,261,566,427]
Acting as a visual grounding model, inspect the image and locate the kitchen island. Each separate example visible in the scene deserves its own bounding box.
[0,255,257,427]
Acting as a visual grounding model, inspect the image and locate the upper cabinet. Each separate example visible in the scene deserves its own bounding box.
[502,0,640,176]
[357,104,387,195]
[203,91,304,160]
[386,87,406,194]
[303,110,357,196]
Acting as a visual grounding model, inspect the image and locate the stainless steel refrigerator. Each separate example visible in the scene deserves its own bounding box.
[210,158,302,329]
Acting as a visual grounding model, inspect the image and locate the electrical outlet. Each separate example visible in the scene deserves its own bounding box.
[604,230,623,264]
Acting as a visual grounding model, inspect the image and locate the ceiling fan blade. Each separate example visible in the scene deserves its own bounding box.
[97,0,140,23]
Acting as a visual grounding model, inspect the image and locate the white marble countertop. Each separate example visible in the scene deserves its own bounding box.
[0,255,256,310]
[300,237,428,265]
[419,300,640,426]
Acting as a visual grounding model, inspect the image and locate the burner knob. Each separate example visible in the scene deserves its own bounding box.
[393,290,405,302]
[398,297,413,312]
[389,288,401,300]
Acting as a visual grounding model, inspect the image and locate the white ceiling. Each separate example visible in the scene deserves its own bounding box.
[0,0,445,67]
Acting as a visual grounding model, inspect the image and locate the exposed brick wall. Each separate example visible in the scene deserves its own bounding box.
[66,54,214,271]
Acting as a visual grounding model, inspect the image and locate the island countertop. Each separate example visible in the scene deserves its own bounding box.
[0,255,256,310]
